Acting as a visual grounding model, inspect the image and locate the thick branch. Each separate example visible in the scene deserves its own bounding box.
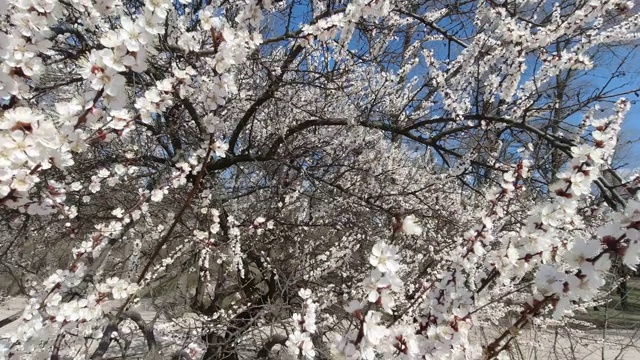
[123,311,158,351]
[227,44,304,154]
[256,334,288,358]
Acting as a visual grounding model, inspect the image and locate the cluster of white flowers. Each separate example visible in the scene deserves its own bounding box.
[0,107,74,212]
[331,241,409,359]
[135,81,175,124]
[526,100,626,308]
[286,288,318,359]
[44,294,104,323]
[1,0,57,96]
[478,99,631,354]
[97,277,140,300]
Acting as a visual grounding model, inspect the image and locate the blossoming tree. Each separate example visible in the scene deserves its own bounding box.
[1,0,640,359]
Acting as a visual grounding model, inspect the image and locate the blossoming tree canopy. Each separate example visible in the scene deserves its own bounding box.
[1,0,640,358]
